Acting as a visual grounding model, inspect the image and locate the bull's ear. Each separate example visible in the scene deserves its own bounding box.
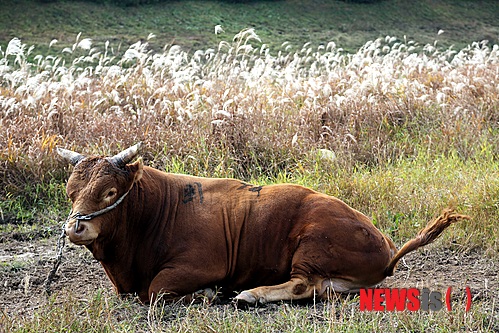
[56,147,85,166]
[127,157,143,183]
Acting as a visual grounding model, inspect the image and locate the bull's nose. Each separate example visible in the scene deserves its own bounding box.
[65,219,85,236]
[65,220,95,246]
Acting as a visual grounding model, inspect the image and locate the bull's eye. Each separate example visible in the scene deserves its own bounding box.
[105,188,117,199]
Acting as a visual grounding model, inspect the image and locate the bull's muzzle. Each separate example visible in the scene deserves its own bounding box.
[65,219,95,246]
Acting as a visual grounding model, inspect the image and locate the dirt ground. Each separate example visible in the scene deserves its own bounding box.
[0,230,497,318]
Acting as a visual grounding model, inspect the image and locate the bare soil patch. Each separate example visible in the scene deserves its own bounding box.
[1,231,497,317]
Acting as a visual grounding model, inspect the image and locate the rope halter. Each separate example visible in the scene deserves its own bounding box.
[68,187,132,232]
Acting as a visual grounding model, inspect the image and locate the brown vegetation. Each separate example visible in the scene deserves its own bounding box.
[1,33,498,193]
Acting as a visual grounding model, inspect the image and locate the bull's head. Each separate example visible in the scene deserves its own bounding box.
[57,143,143,246]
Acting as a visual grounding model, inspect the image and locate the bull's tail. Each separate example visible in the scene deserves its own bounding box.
[384,208,470,277]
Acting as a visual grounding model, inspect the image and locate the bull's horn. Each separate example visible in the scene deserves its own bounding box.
[56,147,85,166]
[109,142,142,167]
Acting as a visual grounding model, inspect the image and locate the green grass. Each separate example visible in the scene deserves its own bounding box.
[0,0,498,55]
[0,178,68,238]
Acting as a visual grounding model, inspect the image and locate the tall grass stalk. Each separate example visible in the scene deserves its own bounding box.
[1,31,498,248]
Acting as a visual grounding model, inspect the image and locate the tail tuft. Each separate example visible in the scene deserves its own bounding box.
[415,208,471,247]
[384,208,470,277]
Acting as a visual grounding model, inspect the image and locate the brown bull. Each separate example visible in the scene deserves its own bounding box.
[56,143,468,304]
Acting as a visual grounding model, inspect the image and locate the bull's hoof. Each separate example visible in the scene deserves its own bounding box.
[234,291,258,307]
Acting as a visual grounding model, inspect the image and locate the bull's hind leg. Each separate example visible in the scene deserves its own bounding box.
[235,277,340,304]
[235,276,361,305]
[235,277,316,305]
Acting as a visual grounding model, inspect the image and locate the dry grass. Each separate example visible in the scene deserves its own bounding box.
[1,287,496,333]
[0,31,498,234]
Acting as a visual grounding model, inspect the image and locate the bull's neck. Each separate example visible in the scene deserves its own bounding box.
[87,166,177,297]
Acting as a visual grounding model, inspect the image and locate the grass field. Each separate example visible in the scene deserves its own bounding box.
[1,0,499,332]
[1,0,498,53]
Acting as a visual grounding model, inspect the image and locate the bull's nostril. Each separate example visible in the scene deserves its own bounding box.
[74,220,85,234]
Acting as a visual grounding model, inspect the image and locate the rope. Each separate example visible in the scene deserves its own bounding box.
[43,185,132,296]
[43,222,67,297]
[70,188,131,221]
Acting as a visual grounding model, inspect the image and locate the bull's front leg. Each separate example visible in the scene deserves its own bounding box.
[148,268,218,304]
